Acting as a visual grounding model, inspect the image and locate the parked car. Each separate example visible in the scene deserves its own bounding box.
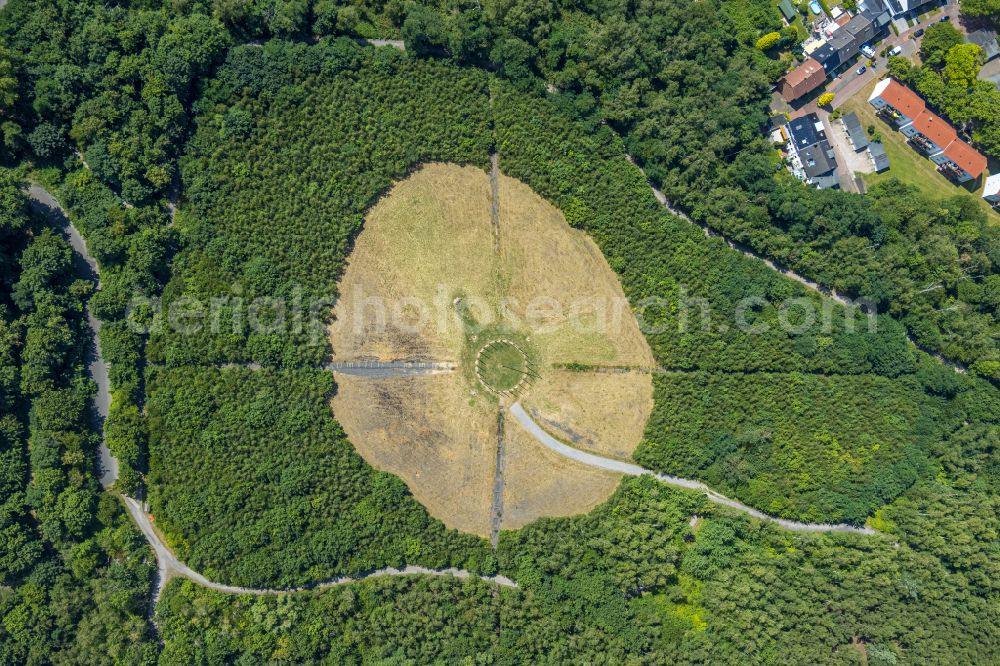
[915,28,925,37]
[940,14,950,20]
[856,65,867,75]
[889,45,903,56]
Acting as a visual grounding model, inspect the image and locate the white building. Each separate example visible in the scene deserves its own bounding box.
[984,173,1000,206]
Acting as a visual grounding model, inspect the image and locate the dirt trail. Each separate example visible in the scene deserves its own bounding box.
[25,183,517,603]
[485,151,509,547]
[629,156,968,373]
[489,409,506,546]
[326,360,456,377]
[509,402,878,536]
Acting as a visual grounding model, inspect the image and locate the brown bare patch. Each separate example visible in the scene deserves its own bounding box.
[331,373,496,536]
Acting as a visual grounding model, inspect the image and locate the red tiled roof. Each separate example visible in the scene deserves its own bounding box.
[879,80,925,118]
[942,139,987,179]
[781,58,827,101]
[911,110,957,149]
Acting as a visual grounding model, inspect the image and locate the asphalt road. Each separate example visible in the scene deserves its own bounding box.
[509,402,878,535]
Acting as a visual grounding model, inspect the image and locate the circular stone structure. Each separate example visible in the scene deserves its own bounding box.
[329,163,656,536]
[476,339,530,394]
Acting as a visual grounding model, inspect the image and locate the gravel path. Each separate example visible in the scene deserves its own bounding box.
[121,496,517,599]
[26,185,118,487]
[509,402,878,535]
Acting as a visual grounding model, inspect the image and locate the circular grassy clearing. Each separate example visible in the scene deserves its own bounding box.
[476,340,528,393]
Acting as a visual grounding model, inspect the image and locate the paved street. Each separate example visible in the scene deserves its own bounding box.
[830,2,961,110]
[777,2,961,117]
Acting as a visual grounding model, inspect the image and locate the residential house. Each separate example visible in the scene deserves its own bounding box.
[810,41,842,73]
[881,0,937,19]
[984,173,1000,206]
[966,28,1000,62]
[786,113,840,188]
[780,58,827,101]
[842,112,869,151]
[869,78,987,183]
[858,0,892,32]
[868,78,925,127]
[808,11,886,76]
[939,139,988,184]
[908,110,957,163]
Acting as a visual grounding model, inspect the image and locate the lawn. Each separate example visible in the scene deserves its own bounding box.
[477,340,527,393]
[841,80,1000,223]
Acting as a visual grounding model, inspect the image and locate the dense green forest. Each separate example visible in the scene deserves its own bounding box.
[638,372,938,523]
[157,576,503,663]
[157,463,1000,663]
[0,170,157,663]
[0,0,998,662]
[147,365,493,587]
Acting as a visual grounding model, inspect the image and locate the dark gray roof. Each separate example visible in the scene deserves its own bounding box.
[858,0,886,15]
[820,14,876,67]
[869,142,890,171]
[811,42,841,71]
[967,28,1000,62]
[844,14,874,43]
[787,113,838,179]
[871,10,891,30]
[830,30,859,62]
[788,113,822,150]
[842,112,869,150]
[800,140,838,178]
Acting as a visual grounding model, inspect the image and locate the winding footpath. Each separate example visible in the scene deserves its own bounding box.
[25,184,517,602]
[630,157,968,374]
[27,186,118,485]
[509,402,877,535]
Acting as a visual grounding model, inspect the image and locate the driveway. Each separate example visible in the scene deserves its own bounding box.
[825,113,875,186]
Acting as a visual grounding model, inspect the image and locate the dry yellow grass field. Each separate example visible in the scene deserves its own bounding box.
[501,417,623,530]
[328,163,497,360]
[520,369,653,460]
[331,373,497,536]
[498,173,654,368]
[329,163,654,535]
